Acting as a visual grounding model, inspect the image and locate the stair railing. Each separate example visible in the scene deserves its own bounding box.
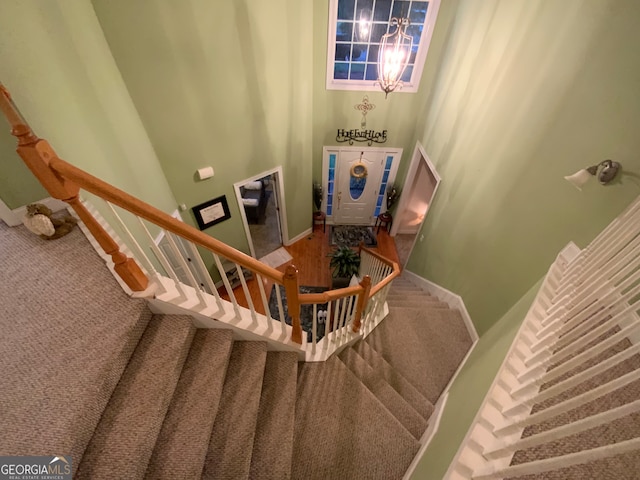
[446,194,640,479]
[0,84,400,352]
[294,246,399,361]
[0,84,304,343]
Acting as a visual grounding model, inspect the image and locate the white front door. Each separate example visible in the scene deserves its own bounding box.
[323,147,402,226]
[335,151,382,224]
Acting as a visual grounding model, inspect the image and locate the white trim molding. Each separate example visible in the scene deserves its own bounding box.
[403,270,479,343]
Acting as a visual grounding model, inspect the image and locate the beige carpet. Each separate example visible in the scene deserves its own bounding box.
[0,221,151,463]
[1,221,474,479]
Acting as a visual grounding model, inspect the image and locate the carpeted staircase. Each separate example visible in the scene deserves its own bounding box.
[0,222,473,479]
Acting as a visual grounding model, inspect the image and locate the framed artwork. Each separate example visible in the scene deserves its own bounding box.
[192,195,231,230]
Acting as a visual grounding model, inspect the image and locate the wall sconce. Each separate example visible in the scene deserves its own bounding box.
[377,18,412,98]
[564,159,621,190]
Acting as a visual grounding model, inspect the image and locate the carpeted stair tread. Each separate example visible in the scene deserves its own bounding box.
[392,277,419,288]
[292,356,420,480]
[387,298,451,309]
[0,223,152,463]
[366,307,472,402]
[146,329,235,479]
[353,340,435,420]
[388,286,426,295]
[338,348,428,439]
[76,314,196,479]
[386,293,440,302]
[202,341,267,479]
[249,351,299,480]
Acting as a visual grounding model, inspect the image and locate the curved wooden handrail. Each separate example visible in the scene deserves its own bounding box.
[48,157,285,284]
[360,245,401,297]
[298,285,364,305]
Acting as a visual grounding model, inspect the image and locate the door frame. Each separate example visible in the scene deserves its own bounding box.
[233,166,289,259]
[390,142,441,260]
[322,146,402,225]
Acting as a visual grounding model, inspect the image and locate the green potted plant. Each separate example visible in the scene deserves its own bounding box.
[328,246,361,289]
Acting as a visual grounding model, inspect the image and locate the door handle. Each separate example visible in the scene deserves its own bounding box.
[337,192,341,209]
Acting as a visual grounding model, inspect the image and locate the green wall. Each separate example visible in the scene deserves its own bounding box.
[0,0,177,218]
[91,0,314,252]
[407,0,640,335]
[0,128,48,209]
[410,279,541,479]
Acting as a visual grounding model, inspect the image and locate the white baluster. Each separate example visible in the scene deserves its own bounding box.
[137,219,188,301]
[165,232,208,309]
[473,436,640,479]
[275,285,286,337]
[183,241,224,313]
[212,254,240,318]
[235,262,257,323]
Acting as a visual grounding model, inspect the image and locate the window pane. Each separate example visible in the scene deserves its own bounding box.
[410,2,428,24]
[365,63,378,80]
[391,0,409,19]
[356,0,374,14]
[351,44,368,62]
[407,24,423,45]
[335,44,351,61]
[334,63,349,79]
[401,65,413,83]
[385,156,393,168]
[350,177,366,200]
[371,23,389,43]
[373,0,392,21]
[350,63,365,80]
[336,21,354,42]
[337,0,356,20]
[355,0,374,42]
[367,44,379,62]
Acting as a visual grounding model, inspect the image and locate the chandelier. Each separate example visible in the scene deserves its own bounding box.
[377,18,413,98]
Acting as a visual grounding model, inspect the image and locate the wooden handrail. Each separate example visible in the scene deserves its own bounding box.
[352,275,372,333]
[360,245,401,297]
[48,157,285,284]
[298,285,364,304]
[283,265,302,344]
[0,85,148,292]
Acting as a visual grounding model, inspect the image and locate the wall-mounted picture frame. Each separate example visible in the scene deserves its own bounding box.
[192,195,231,230]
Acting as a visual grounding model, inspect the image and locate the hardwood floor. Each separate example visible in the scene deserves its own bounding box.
[219,225,401,315]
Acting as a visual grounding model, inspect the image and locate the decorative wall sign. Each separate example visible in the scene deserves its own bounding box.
[354,95,376,129]
[336,128,388,145]
[192,195,231,230]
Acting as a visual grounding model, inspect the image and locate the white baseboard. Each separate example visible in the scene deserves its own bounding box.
[403,392,449,479]
[403,270,479,343]
[0,196,69,227]
[285,227,312,245]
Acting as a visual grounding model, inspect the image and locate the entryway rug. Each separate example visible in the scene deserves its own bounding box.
[330,225,377,247]
[268,285,329,343]
[259,247,292,269]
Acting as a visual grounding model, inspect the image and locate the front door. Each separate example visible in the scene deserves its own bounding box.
[323,147,402,226]
[335,151,382,224]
